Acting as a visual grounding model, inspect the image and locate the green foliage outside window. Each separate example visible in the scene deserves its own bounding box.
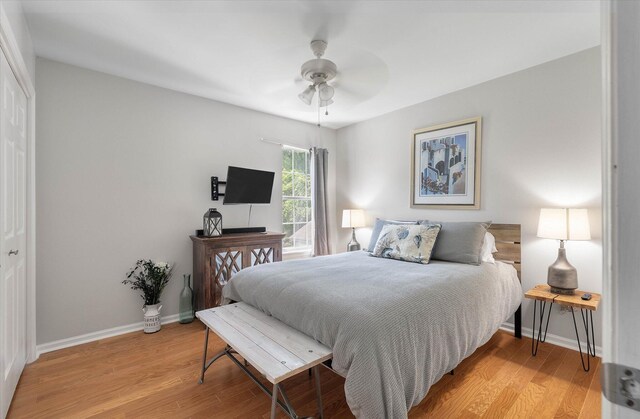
[282,147,312,249]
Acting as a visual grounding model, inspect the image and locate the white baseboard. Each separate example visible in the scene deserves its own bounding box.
[500,322,602,357]
[36,317,601,359]
[36,314,181,357]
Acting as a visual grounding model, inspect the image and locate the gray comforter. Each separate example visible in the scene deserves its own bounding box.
[222,251,522,418]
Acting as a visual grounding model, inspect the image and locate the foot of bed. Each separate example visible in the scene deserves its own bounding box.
[514,304,522,339]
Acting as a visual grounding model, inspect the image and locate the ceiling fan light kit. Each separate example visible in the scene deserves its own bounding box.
[298,85,316,105]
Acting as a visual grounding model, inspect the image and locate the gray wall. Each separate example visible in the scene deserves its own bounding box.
[37,48,602,348]
[36,58,337,344]
[335,47,602,345]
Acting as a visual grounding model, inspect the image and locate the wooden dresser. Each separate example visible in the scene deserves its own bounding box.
[190,232,285,310]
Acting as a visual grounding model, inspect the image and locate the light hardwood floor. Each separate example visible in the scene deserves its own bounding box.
[8,321,601,418]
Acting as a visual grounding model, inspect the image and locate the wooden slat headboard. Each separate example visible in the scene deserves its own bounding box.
[488,224,521,280]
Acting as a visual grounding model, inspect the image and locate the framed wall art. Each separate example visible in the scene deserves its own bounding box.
[411,117,482,209]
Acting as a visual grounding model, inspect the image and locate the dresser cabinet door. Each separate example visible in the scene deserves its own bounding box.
[250,247,275,266]
[210,247,244,307]
[192,233,285,310]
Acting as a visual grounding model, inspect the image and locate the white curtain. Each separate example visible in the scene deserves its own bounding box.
[312,147,330,256]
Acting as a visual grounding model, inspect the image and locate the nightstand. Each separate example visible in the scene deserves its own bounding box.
[524,284,601,371]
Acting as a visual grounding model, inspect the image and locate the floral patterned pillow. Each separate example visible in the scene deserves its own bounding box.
[372,223,442,264]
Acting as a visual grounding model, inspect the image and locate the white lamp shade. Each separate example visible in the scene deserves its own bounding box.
[298,85,315,105]
[319,99,334,107]
[317,82,335,101]
[537,208,591,241]
[342,209,365,228]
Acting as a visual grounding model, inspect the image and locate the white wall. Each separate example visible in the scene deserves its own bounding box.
[0,0,35,84]
[603,1,640,417]
[336,48,602,346]
[36,58,337,344]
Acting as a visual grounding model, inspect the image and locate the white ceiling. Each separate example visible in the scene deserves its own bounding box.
[21,1,600,129]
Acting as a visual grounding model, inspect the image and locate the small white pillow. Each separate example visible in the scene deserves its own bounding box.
[481,232,498,263]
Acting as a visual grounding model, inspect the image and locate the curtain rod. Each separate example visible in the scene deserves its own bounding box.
[259,137,311,152]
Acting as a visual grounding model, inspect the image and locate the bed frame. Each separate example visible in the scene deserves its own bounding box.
[197,223,523,417]
[488,223,522,338]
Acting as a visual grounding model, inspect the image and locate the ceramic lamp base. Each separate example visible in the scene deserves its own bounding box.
[346,228,361,252]
[549,286,577,295]
[547,242,578,295]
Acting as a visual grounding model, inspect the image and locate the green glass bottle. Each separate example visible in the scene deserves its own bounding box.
[179,274,194,324]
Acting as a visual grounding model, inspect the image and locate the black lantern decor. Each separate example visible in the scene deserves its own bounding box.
[203,208,222,237]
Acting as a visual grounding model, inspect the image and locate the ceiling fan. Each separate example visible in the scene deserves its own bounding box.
[297,40,337,109]
[254,38,388,124]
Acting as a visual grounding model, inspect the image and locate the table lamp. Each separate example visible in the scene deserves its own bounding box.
[537,208,591,295]
[342,209,365,252]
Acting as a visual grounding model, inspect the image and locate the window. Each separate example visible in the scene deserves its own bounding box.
[282,147,312,251]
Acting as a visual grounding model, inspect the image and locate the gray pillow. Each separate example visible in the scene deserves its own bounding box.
[367,218,418,252]
[419,220,491,265]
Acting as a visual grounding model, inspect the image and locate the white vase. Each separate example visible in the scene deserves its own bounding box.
[143,303,162,333]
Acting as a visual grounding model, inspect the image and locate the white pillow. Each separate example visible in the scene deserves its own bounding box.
[481,232,498,263]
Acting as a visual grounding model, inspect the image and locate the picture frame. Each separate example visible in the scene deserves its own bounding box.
[411,117,482,209]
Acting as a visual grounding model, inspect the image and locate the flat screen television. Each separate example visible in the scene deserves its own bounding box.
[223,166,275,205]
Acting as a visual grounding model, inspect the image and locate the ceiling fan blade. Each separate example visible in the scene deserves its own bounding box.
[332,73,385,101]
[328,88,367,109]
[330,47,389,101]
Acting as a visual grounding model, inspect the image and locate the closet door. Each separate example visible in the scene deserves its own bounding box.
[0,48,27,418]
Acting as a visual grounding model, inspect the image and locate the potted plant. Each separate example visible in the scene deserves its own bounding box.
[123,259,174,333]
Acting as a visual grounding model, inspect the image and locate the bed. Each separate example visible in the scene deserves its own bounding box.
[221,224,523,418]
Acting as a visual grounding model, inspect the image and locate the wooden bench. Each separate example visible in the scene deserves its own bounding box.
[196,302,332,419]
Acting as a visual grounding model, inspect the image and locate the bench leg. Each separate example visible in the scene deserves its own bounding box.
[203,343,317,419]
[314,365,324,419]
[279,383,296,414]
[198,327,210,384]
[270,383,279,419]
